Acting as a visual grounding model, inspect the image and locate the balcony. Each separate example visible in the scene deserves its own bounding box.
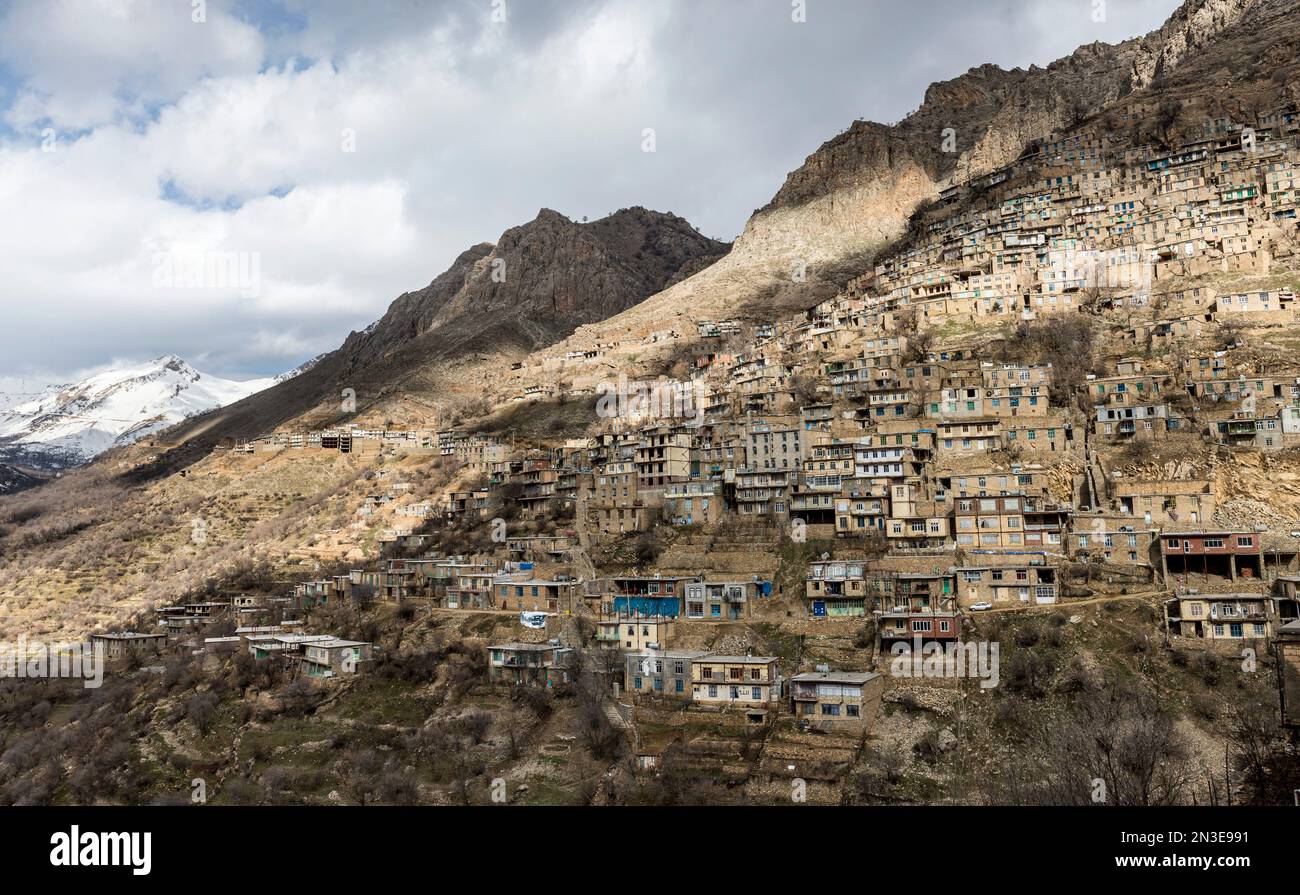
[1209,605,1267,621]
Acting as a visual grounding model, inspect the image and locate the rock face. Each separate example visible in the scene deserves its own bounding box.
[1128,0,1259,90]
[592,0,1274,329]
[345,207,728,364]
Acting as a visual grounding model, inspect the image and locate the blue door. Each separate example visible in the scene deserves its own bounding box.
[812,601,826,617]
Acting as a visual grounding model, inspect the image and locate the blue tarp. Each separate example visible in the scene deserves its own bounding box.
[613,596,680,617]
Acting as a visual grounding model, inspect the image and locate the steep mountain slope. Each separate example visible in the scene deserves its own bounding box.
[115,0,1286,486]
[0,463,46,494]
[0,356,275,465]
[547,0,1273,333]
[126,207,727,480]
[344,206,729,363]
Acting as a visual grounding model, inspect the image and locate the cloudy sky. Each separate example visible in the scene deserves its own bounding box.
[0,0,1180,384]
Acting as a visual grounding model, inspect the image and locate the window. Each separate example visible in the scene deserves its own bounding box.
[846,704,860,717]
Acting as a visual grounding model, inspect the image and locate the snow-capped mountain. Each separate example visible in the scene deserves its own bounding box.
[274,353,327,384]
[0,356,277,466]
[0,376,54,413]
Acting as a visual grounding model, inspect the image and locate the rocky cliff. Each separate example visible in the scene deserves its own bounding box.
[577,0,1275,331]
[345,207,728,365]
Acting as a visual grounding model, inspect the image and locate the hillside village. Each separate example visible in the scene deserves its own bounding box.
[216,107,1300,634]
[7,0,1300,804]
[42,103,1300,805]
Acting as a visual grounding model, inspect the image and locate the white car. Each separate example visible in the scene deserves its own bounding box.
[968,601,993,611]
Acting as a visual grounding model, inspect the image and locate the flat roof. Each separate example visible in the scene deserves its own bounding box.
[789,671,879,684]
[627,648,709,658]
[490,641,567,651]
[1160,530,1252,536]
[698,655,778,664]
[1176,592,1268,600]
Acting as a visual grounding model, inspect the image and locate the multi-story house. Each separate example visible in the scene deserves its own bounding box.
[1159,530,1263,582]
[1094,402,1170,441]
[735,468,793,520]
[488,642,574,687]
[663,480,723,526]
[956,559,1059,606]
[1165,593,1273,642]
[635,429,693,490]
[872,567,961,645]
[834,485,889,535]
[935,418,1002,454]
[492,574,580,612]
[596,615,675,651]
[301,638,373,678]
[1114,479,1214,525]
[691,655,781,709]
[593,459,651,535]
[607,575,692,617]
[953,494,1027,550]
[682,579,759,621]
[624,649,708,698]
[789,670,884,734]
[745,420,806,470]
[806,559,869,617]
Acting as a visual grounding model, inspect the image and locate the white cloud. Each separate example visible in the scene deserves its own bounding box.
[0,0,264,132]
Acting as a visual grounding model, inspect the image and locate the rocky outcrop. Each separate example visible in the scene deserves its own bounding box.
[344,206,729,363]
[1128,0,1259,90]
[530,0,1294,337]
